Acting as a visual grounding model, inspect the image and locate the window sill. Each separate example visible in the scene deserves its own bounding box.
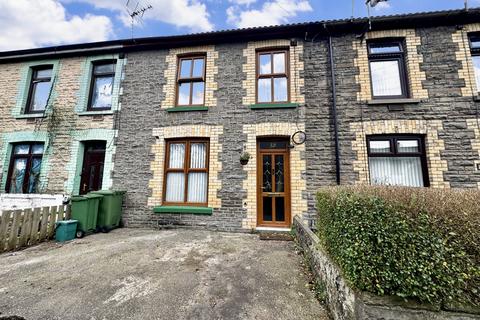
[249,103,299,110]
[367,98,421,105]
[153,206,213,215]
[167,107,209,112]
[77,110,114,116]
[14,114,46,119]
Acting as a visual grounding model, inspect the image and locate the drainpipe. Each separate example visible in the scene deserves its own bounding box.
[328,35,341,185]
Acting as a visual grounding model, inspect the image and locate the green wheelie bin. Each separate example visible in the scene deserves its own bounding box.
[90,190,126,232]
[70,194,103,238]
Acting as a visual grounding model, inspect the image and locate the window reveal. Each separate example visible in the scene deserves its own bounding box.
[164,139,209,206]
[469,34,480,92]
[176,56,206,106]
[6,143,44,194]
[368,41,409,99]
[256,50,289,103]
[88,61,116,110]
[26,66,53,113]
[367,136,428,187]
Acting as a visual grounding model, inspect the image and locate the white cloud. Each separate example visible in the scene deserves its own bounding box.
[61,0,214,32]
[229,0,257,6]
[227,0,312,28]
[0,0,113,51]
[371,1,391,12]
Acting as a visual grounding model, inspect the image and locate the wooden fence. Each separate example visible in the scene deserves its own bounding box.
[0,205,71,253]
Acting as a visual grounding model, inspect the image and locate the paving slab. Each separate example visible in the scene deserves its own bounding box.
[0,229,329,320]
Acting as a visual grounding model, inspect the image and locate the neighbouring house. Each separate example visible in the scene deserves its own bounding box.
[0,45,125,209]
[0,9,479,231]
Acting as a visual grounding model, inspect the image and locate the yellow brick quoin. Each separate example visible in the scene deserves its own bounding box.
[242,122,307,230]
[242,40,305,106]
[160,46,218,109]
[353,29,429,101]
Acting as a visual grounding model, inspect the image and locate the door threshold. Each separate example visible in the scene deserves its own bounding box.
[256,227,291,232]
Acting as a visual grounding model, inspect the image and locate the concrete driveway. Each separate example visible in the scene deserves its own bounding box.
[0,229,328,320]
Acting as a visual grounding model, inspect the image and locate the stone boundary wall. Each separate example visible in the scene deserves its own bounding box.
[293,216,480,320]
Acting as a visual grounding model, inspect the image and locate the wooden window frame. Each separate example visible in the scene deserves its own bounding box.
[367,39,410,100]
[25,65,53,114]
[163,138,210,207]
[366,135,430,187]
[175,54,206,107]
[5,142,44,193]
[256,48,290,104]
[87,59,117,111]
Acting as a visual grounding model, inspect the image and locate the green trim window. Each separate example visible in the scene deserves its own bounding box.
[26,66,53,114]
[256,49,290,104]
[6,142,44,194]
[88,60,116,111]
[176,55,206,107]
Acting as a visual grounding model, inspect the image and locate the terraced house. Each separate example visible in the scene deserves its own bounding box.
[0,8,479,231]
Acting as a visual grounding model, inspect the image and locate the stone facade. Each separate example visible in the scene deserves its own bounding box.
[113,41,308,231]
[0,55,124,195]
[113,22,480,230]
[2,10,480,230]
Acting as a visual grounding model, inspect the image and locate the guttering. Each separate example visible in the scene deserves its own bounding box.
[327,33,341,185]
[0,8,477,64]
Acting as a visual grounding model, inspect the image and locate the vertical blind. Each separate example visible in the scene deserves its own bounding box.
[369,157,424,187]
[368,138,424,187]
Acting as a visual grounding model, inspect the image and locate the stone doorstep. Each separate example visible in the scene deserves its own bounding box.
[292,216,480,320]
[256,227,293,241]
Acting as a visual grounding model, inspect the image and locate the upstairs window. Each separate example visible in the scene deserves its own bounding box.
[368,41,409,99]
[6,143,44,194]
[26,66,53,113]
[256,49,289,103]
[176,55,206,106]
[469,34,480,92]
[367,136,428,187]
[88,60,116,110]
[164,139,209,206]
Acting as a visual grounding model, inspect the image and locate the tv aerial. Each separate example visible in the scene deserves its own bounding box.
[365,0,389,29]
[125,0,153,39]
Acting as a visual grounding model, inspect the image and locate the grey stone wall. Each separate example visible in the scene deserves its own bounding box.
[114,43,309,231]
[114,25,480,230]
[332,26,480,188]
[293,217,480,320]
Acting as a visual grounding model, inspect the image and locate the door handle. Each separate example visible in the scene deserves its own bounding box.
[266,192,282,197]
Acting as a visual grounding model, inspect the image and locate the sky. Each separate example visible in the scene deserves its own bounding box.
[0,0,477,52]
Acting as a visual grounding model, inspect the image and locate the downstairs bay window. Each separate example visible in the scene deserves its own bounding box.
[163,139,209,206]
[367,136,429,187]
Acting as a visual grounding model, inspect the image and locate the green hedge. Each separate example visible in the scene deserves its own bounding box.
[316,186,479,308]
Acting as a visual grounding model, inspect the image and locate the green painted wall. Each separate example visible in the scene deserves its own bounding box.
[64,129,116,195]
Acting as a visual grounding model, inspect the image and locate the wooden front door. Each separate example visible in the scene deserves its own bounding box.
[79,141,106,195]
[257,139,291,227]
